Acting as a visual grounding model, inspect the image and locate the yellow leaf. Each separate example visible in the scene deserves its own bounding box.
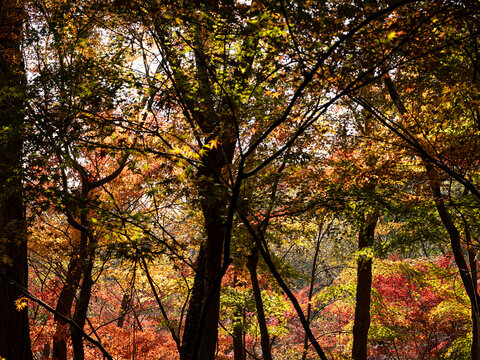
[15,297,28,311]
[210,138,219,149]
[387,31,397,41]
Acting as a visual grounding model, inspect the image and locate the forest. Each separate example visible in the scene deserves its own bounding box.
[1,0,480,359]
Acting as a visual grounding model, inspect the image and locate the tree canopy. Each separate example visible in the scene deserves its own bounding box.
[1,1,480,359]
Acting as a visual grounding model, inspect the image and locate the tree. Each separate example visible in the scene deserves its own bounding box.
[0,0,33,358]
[351,4,480,356]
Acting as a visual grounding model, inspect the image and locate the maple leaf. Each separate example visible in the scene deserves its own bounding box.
[15,297,28,311]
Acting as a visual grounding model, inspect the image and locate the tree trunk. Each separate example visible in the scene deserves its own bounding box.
[247,247,272,360]
[468,242,480,360]
[352,212,378,360]
[180,227,223,360]
[427,175,480,360]
[232,272,245,360]
[232,314,245,360]
[435,196,480,359]
[52,231,84,360]
[0,1,33,358]
[52,145,127,358]
[181,195,227,359]
[71,244,96,360]
[41,342,51,360]
[117,292,131,328]
[181,151,232,360]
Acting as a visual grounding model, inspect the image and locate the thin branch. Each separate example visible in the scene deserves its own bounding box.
[140,258,181,351]
[240,215,329,360]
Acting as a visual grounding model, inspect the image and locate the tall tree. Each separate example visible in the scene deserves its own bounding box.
[0,0,33,358]
[352,6,480,355]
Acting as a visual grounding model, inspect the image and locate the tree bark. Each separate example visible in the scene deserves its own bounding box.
[52,232,83,360]
[0,0,33,358]
[232,313,245,360]
[232,272,245,360]
[51,262,80,359]
[247,247,273,360]
[41,342,51,360]
[352,212,378,360]
[71,243,96,360]
[53,150,127,359]
[181,171,230,360]
[467,231,480,360]
[117,292,130,328]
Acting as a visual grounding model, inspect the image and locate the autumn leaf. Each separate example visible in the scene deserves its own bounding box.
[15,297,28,311]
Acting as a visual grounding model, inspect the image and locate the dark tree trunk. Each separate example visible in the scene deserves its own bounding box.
[147,3,244,359]
[428,179,480,360]
[181,179,228,360]
[352,212,378,360]
[232,314,245,360]
[180,135,235,360]
[468,242,480,360]
[117,292,131,328]
[53,147,127,359]
[41,342,51,360]
[0,1,33,358]
[52,232,84,360]
[71,243,96,360]
[176,12,237,346]
[232,272,245,360]
[385,70,480,360]
[247,247,272,360]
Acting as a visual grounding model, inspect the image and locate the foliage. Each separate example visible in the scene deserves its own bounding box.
[1,0,478,359]
[312,256,472,360]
